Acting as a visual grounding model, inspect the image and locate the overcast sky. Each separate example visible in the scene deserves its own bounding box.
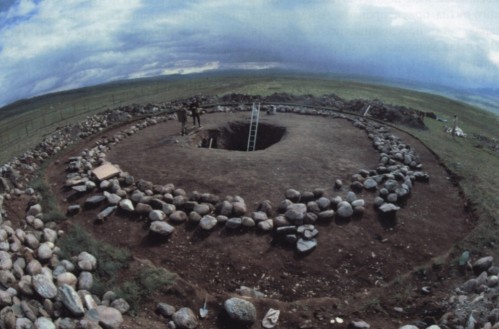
[1,0,499,107]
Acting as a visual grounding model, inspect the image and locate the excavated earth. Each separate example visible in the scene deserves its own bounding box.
[46,110,472,328]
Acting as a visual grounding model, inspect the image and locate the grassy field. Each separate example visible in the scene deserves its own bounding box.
[1,71,498,256]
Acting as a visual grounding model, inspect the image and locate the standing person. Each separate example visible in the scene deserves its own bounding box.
[177,107,187,136]
[190,101,201,128]
[452,115,458,139]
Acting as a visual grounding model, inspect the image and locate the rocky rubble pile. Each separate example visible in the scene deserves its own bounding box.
[0,97,476,329]
[0,201,128,328]
[0,104,171,195]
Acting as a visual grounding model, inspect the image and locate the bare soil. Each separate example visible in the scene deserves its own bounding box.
[45,110,473,328]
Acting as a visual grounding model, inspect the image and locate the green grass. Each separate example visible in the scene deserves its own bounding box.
[58,225,132,296]
[58,225,176,312]
[30,163,66,223]
[116,266,177,314]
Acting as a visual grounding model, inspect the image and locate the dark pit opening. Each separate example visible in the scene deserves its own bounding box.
[201,122,286,151]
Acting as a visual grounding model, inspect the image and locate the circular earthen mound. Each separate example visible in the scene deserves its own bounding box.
[48,107,471,328]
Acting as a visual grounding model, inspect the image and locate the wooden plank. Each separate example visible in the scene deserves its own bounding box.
[91,162,121,181]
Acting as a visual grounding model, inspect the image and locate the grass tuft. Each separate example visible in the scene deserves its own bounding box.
[116,266,177,314]
[58,225,132,296]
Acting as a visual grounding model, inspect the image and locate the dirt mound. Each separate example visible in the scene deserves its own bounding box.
[43,107,472,328]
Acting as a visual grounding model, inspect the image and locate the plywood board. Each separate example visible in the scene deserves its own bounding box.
[92,162,121,181]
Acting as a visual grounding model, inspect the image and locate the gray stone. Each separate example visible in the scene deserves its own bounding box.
[301,191,315,202]
[379,203,400,214]
[277,199,293,213]
[285,189,301,202]
[306,201,320,214]
[84,195,106,207]
[156,303,176,317]
[78,272,93,291]
[374,197,384,208]
[232,201,247,216]
[336,201,353,218]
[316,197,331,210]
[27,204,42,216]
[34,317,56,329]
[334,179,343,189]
[251,211,268,222]
[284,203,307,224]
[169,210,187,223]
[189,212,202,223]
[110,298,130,314]
[43,228,58,243]
[241,217,255,227]
[96,206,116,221]
[193,204,211,216]
[135,203,152,214]
[130,190,144,203]
[226,218,242,229]
[218,201,233,217]
[473,256,494,275]
[37,242,53,260]
[78,252,97,271]
[59,284,84,316]
[384,179,398,192]
[224,298,257,324]
[199,215,217,230]
[396,187,409,199]
[363,178,377,190]
[318,210,335,221]
[349,319,370,328]
[0,251,12,270]
[387,193,398,203]
[296,238,317,254]
[16,318,34,329]
[33,274,58,299]
[118,199,134,212]
[96,305,123,329]
[149,210,166,221]
[56,272,78,288]
[67,205,81,215]
[330,196,342,207]
[172,307,198,329]
[162,203,176,215]
[0,290,12,305]
[149,221,175,237]
[257,219,274,232]
[350,181,364,192]
[105,193,121,205]
[351,199,365,208]
[276,226,297,235]
[346,191,357,203]
[257,200,273,216]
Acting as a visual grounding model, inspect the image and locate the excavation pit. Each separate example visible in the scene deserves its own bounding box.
[200,122,286,151]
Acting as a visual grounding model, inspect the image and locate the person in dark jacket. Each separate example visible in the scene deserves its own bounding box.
[190,101,201,127]
[177,107,187,135]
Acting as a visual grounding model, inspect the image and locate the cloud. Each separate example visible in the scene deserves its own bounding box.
[0,0,499,107]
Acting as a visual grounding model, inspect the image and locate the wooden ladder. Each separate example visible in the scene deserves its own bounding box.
[246,103,261,152]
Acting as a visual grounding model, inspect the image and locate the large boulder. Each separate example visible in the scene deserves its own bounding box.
[172,307,198,329]
[149,221,175,237]
[336,201,353,218]
[224,297,257,324]
[33,274,58,299]
[59,284,85,316]
[284,203,307,225]
[96,305,124,329]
